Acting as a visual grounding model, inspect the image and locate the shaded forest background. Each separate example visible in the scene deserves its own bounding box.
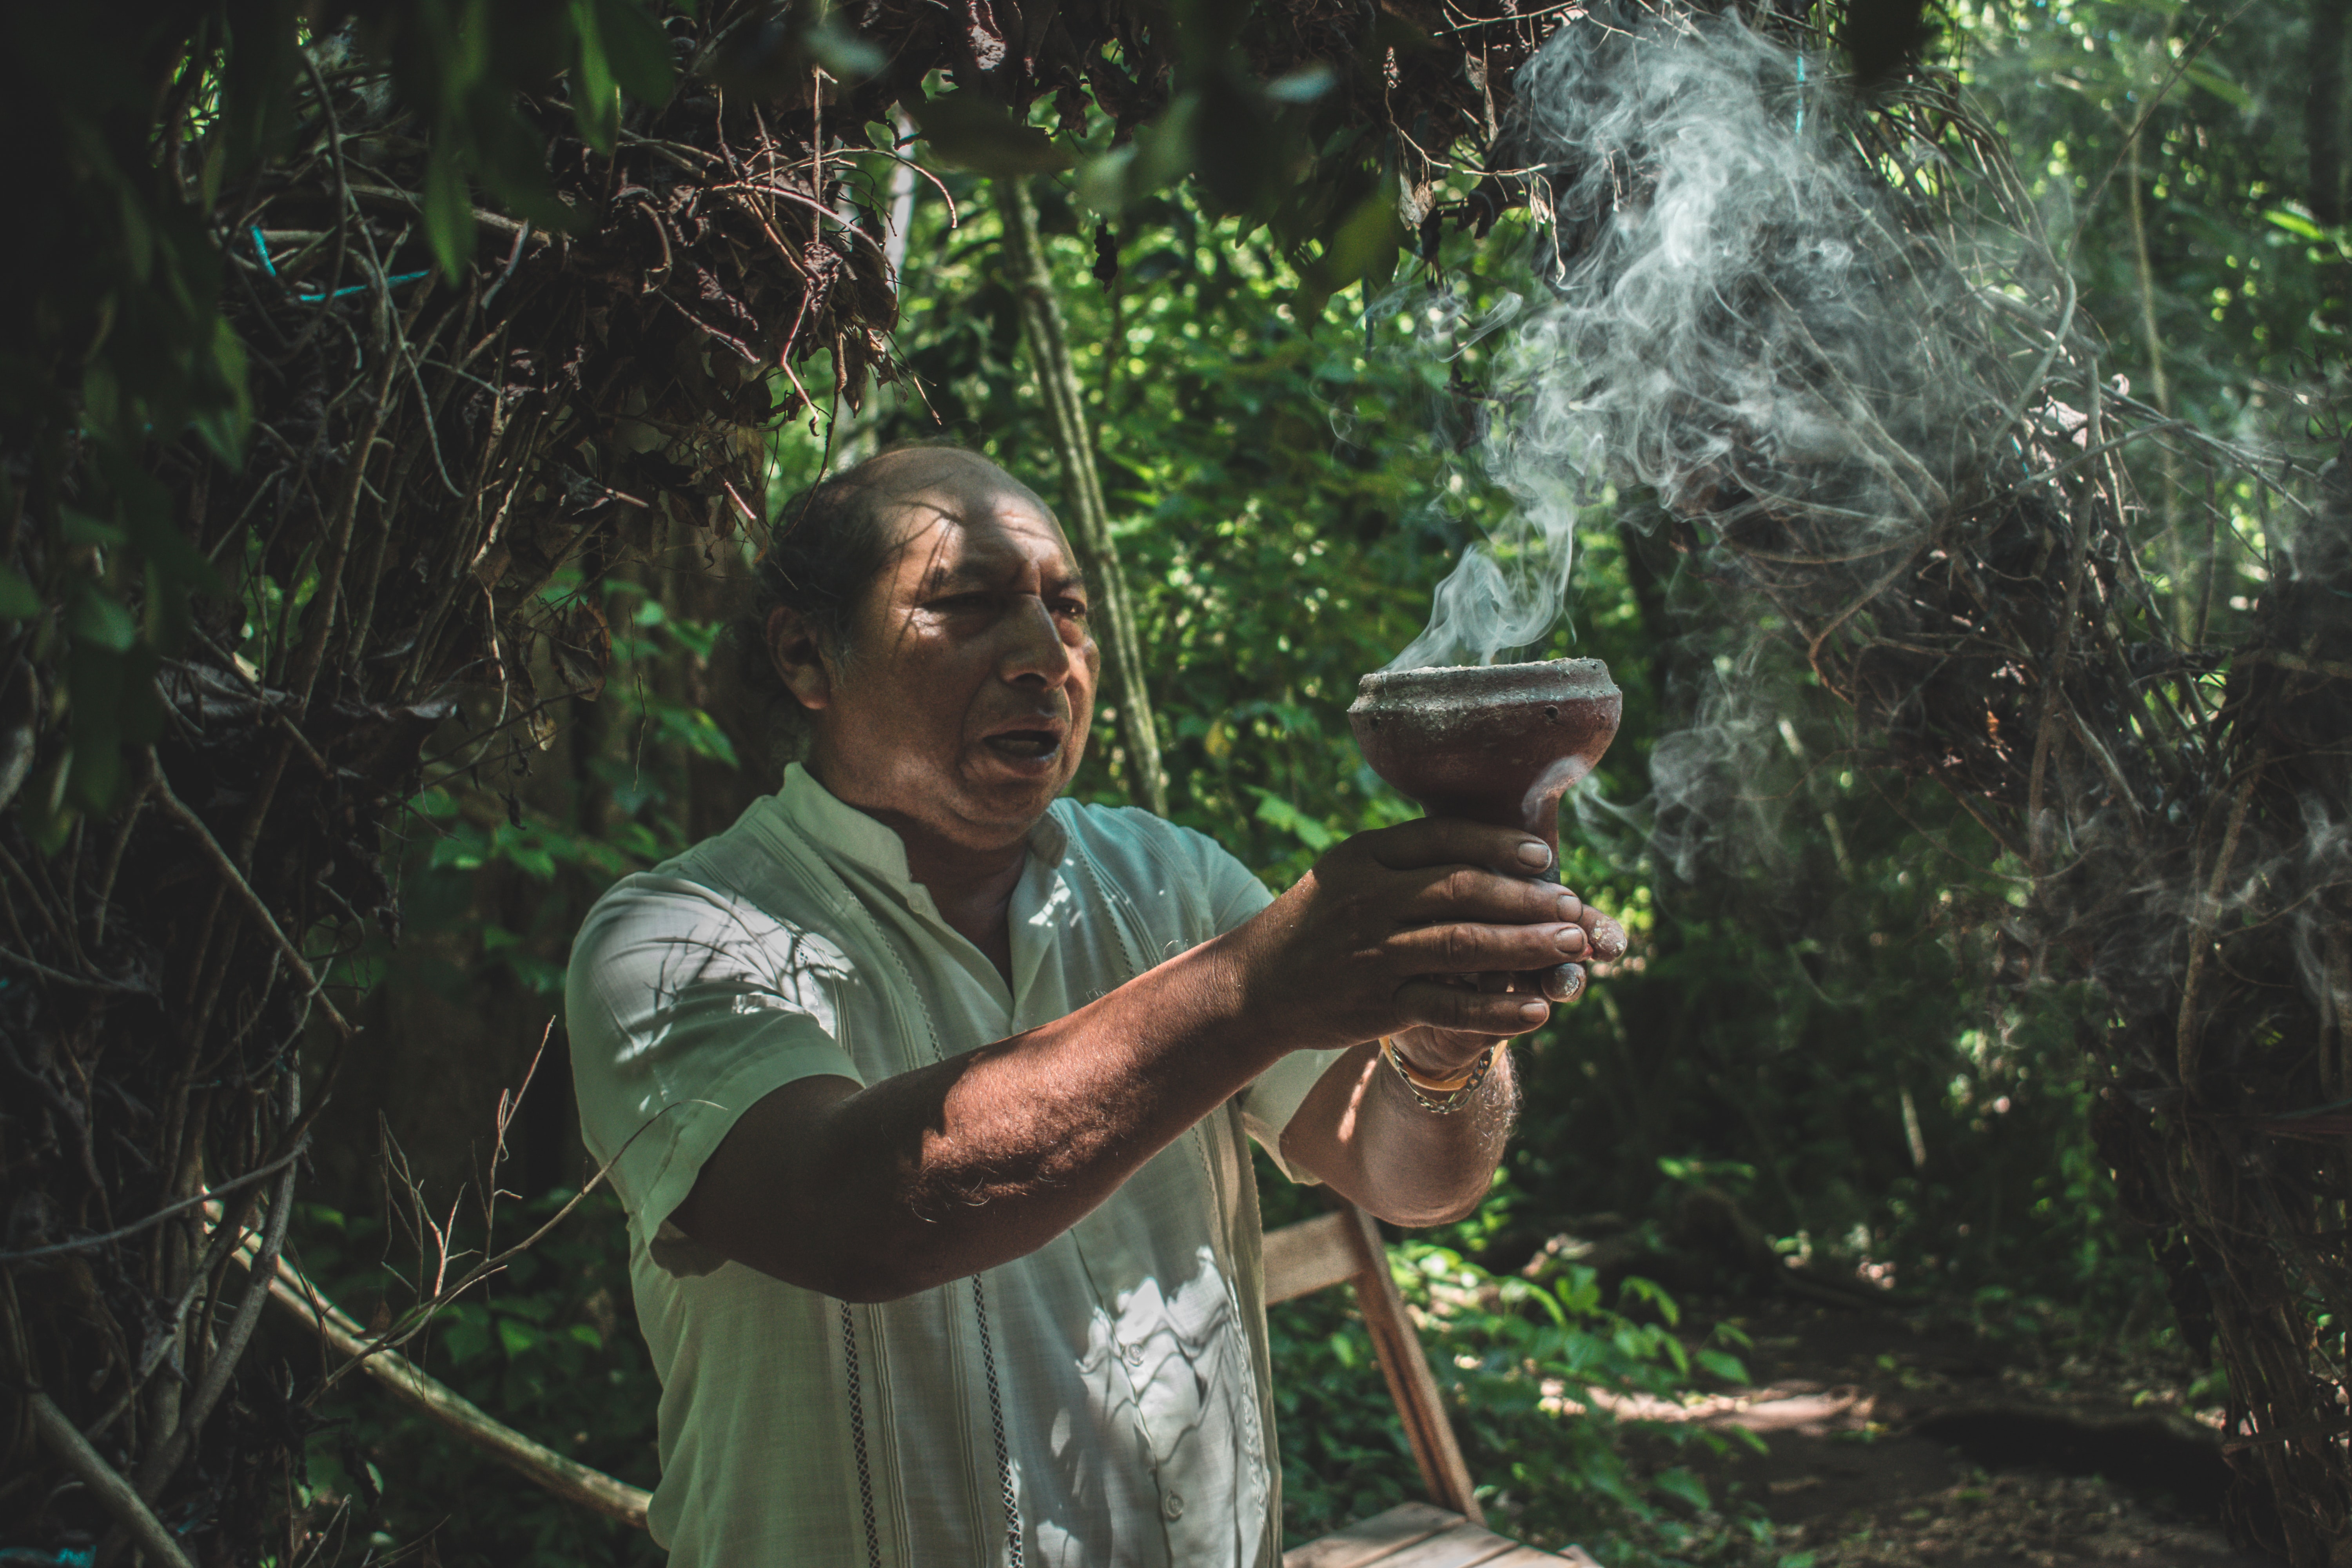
[300,4,2352,1559]
[2,0,2347,1564]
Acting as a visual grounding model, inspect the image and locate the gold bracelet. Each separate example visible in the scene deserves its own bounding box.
[1381,1037,1500,1114]
[1385,1036,1478,1092]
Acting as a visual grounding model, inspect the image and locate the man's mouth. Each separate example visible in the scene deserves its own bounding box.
[983,729,1062,762]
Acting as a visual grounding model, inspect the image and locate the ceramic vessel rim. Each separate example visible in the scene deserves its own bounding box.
[1349,657,1619,713]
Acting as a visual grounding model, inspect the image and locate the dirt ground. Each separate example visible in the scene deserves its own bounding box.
[1628,1301,2275,1566]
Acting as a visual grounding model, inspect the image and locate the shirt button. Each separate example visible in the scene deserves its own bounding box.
[1123,1342,1144,1368]
[1162,1491,1185,1521]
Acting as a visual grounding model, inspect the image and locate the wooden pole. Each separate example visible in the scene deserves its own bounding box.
[994,178,1169,817]
[27,1392,199,1568]
[221,1214,652,1529]
[1343,1206,1485,1524]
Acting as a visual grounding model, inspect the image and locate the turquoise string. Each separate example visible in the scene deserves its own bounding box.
[248,225,429,300]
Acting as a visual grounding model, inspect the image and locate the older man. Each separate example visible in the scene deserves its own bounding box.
[566,446,1621,1567]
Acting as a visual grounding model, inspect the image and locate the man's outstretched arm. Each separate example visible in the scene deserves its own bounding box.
[664,820,1587,1301]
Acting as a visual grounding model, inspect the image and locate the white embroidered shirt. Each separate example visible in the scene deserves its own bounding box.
[566,766,1340,1567]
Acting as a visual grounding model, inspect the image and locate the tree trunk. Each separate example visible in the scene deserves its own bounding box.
[2312,0,2348,229]
[994,178,1169,818]
[884,111,920,283]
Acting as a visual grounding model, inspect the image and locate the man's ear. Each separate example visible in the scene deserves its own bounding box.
[766,606,833,711]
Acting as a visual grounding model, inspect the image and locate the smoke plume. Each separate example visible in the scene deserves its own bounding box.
[1391,4,1998,673]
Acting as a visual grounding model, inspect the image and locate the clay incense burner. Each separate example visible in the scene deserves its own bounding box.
[1348,657,1621,856]
[1349,659,1622,993]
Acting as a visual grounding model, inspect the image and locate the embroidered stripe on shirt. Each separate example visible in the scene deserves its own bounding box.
[970,1272,1024,1568]
[838,1300,885,1568]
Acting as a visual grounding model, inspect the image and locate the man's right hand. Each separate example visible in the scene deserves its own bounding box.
[1217,818,1597,1056]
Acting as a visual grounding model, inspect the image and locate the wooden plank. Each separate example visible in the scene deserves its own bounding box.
[1264,1211,1360,1305]
[1345,1206,1485,1524]
[1481,1546,1594,1566]
[1281,1502,1462,1568]
[1363,1521,1524,1568]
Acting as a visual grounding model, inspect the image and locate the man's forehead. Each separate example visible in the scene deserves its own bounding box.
[865,455,1079,579]
[901,515,1085,588]
[863,448,1046,516]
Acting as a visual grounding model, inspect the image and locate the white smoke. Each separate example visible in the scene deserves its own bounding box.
[1390,4,1999,671]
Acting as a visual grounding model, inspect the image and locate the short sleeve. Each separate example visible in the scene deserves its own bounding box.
[1236,1047,1348,1184]
[566,873,865,1275]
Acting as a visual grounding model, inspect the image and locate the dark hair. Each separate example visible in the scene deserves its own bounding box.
[716,445,954,775]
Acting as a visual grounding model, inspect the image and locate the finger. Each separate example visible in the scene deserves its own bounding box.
[1581,910,1629,964]
[1540,962,1586,1004]
[1393,979,1550,1038]
[1395,867,1586,929]
[1365,817,1554,877]
[1388,920,1590,975]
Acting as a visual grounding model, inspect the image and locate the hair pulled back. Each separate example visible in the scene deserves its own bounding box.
[717,455,908,775]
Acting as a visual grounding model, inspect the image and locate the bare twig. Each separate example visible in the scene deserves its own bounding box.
[146,750,354,1041]
[2178,755,2265,1091]
[0,942,150,995]
[186,630,335,777]
[0,1146,305,1263]
[131,1079,305,1501]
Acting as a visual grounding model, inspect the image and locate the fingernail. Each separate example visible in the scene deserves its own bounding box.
[1594,916,1629,961]
[1517,841,1552,869]
[1555,924,1587,953]
[1557,893,1582,922]
[1519,1000,1550,1023]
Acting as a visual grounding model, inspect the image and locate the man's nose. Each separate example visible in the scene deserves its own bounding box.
[1000,596,1076,687]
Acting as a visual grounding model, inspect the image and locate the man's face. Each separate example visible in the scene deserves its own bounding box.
[788,451,1100,851]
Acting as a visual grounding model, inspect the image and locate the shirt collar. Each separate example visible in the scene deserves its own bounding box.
[772,764,1069,889]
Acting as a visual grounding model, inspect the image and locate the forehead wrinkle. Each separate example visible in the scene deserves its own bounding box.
[914,554,1087,597]
[867,519,961,663]
[908,518,1082,594]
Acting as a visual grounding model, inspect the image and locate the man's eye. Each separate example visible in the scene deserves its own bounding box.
[1056,600,1091,620]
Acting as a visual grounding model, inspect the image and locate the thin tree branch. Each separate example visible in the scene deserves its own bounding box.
[26,1392,198,1568]
[145,750,354,1041]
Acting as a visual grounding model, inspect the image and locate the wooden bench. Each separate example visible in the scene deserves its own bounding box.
[1262,1205,1599,1568]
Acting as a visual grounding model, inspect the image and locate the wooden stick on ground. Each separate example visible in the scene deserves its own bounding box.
[27,1390,199,1568]
[222,1218,651,1528]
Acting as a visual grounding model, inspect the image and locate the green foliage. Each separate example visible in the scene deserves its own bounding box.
[0,0,249,825]
[352,0,676,268]
[1960,0,2348,387]
[1265,1165,1768,1556]
[913,94,1077,177]
[389,572,731,998]
[1955,0,2346,652]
